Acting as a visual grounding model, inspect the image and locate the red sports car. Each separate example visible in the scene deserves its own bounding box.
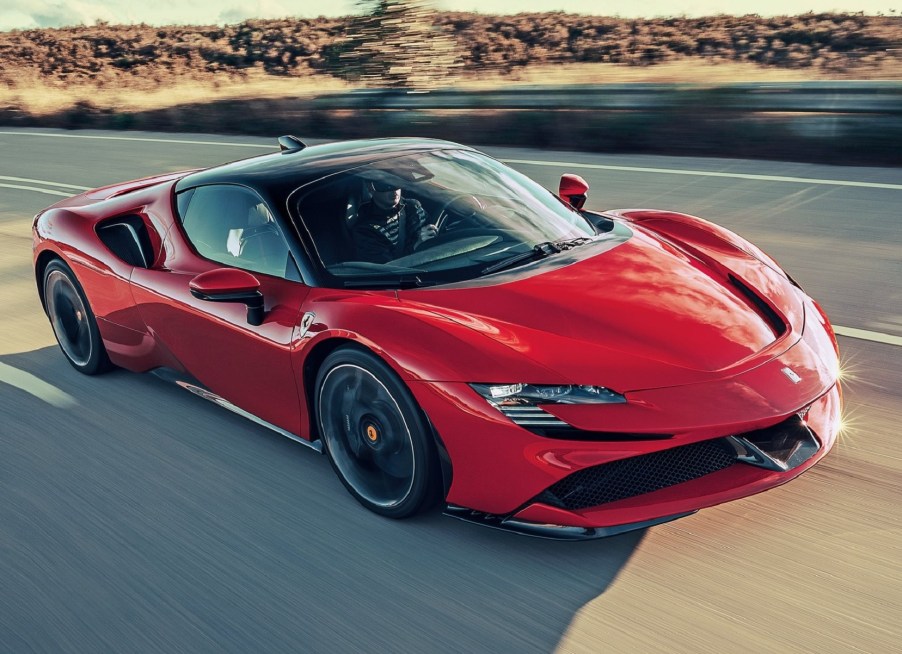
[32,136,841,539]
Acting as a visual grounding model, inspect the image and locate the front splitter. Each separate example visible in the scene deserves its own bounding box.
[444,504,695,540]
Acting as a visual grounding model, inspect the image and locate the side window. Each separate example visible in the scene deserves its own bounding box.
[294,175,362,266]
[178,185,292,278]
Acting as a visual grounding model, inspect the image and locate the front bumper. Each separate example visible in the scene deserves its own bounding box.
[409,323,841,537]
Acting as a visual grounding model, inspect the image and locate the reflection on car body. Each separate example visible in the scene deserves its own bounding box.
[32,136,842,539]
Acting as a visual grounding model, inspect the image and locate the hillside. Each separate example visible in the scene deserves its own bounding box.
[1,12,899,98]
[1,12,899,165]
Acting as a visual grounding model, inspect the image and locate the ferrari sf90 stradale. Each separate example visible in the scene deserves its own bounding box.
[33,136,841,539]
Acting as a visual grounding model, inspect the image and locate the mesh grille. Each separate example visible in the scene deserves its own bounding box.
[536,439,737,511]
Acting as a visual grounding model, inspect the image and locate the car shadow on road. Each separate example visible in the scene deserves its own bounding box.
[1,346,645,654]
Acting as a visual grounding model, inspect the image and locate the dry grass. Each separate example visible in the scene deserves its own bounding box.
[458,58,901,88]
[1,71,350,115]
[5,59,899,117]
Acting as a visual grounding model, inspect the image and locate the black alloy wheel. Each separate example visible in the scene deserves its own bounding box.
[316,346,440,518]
[43,259,112,375]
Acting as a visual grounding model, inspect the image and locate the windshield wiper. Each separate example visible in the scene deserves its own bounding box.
[480,241,561,276]
[553,236,594,250]
[341,275,430,289]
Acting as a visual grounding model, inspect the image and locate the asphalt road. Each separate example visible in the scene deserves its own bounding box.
[1,128,900,654]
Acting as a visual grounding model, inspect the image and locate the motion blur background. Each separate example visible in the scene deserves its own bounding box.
[2,3,901,653]
[0,0,900,163]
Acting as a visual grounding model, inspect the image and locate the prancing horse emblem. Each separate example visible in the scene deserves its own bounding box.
[299,311,316,338]
[782,367,802,384]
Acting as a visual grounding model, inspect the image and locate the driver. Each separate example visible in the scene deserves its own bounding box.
[352,180,437,263]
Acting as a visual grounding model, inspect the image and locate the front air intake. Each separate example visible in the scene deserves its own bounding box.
[534,439,737,511]
[532,415,820,511]
[499,406,672,440]
[498,405,568,428]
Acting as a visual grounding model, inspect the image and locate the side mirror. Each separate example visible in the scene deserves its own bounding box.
[189,268,265,326]
[559,173,589,210]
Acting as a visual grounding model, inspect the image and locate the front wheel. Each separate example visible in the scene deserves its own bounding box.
[315,346,439,518]
[43,259,113,375]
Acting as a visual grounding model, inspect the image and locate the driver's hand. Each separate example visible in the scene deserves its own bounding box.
[418,224,438,243]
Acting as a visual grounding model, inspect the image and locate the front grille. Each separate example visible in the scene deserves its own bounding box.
[535,439,737,511]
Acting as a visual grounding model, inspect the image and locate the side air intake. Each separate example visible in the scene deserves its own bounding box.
[96,215,154,268]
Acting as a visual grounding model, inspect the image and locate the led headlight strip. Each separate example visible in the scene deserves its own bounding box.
[470,383,626,428]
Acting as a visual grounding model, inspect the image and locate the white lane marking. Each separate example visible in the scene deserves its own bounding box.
[500,159,902,191]
[2,131,899,189]
[834,326,902,347]
[0,131,274,149]
[0,131,902,191]
[0,362,78,408]
[0,176,90,190]
[0,182,71,197]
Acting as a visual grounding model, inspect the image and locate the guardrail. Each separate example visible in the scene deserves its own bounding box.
[4,81,901,165]
[311,82,902,114]
[298,82,902,164]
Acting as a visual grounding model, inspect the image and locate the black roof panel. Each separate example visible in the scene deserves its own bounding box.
[175,137,473,200]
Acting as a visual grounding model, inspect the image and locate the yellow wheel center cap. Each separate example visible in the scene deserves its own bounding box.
[366,425,379,442]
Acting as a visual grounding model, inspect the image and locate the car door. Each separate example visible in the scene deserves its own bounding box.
[131,184,308,436]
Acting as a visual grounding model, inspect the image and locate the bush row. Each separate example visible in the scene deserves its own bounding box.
[1,12,898,88]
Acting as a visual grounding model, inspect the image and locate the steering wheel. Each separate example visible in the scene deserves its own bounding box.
[434,194,485,234]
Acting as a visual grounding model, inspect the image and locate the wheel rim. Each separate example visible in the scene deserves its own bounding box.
[318,364,415,508]
[45,270,93,367]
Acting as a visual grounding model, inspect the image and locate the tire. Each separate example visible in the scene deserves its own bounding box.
[43,259,113,375]
[315,346,440,518]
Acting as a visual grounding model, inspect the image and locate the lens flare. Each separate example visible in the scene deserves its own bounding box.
[834,406,862,449]
[833,350,862,388]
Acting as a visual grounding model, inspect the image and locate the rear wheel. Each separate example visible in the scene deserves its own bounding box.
[43,259,112,375]
[316,346,439,518]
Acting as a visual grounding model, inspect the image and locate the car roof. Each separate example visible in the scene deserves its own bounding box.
[175,137,474,199]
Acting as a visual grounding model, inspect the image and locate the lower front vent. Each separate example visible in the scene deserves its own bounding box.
[534,439,737,511]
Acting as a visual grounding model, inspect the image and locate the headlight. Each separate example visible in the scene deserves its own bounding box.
[470,383,626,406]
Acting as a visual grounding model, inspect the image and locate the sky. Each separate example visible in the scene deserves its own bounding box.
[0,0,898,32]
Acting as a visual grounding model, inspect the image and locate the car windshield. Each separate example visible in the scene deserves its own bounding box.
[289,149,597,287]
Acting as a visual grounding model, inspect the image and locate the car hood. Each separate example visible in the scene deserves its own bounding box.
[400,228,803,391]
